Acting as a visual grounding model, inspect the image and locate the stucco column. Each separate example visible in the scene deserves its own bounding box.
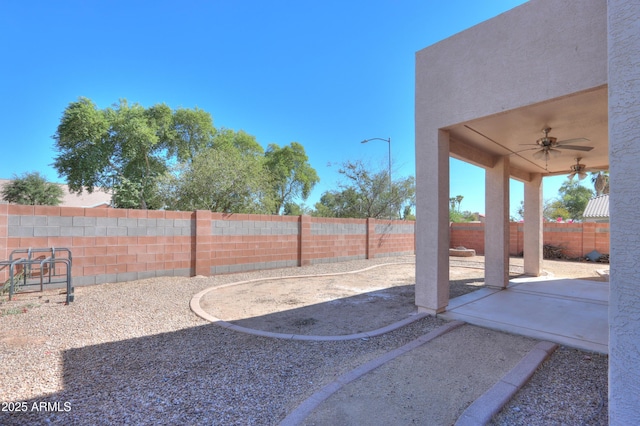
[523,173,543,276]
[415,129,450,314]
[484,155,510,288]
[608,0,640,422]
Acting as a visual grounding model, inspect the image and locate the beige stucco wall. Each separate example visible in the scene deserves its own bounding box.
[415,0,607,131]
[415,0,607,312]
[607,0,640,422]
[415,0,640,421]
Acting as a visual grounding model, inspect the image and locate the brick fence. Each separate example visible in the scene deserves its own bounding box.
[0,204,415,286]
[450,222,610,258]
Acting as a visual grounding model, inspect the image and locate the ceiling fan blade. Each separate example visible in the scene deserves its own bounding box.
[568,171,577,180]
[556,145,594,151]
[585,165,609,172]
[556,137,590,145]
[578,171,587,180]
[532,150,546,160]
[548,148,562,158]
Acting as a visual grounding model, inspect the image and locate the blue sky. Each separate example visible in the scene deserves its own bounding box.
[1,0,578,217]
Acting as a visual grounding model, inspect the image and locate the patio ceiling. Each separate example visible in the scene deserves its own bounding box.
[445,85,609,183]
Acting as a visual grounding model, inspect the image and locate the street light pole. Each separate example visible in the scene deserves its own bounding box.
[361,137,391,194]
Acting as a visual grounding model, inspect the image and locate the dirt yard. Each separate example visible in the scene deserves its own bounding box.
[194,256,608,336]
[2,256,608,338]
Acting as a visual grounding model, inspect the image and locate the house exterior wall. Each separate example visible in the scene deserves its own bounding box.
[415,0,607,131]
[415,0,607,312]
[607,0,640,422]
[0,205,415,286]
[414,0,639,420]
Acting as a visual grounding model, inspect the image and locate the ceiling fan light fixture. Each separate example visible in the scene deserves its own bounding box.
[528,128,593,165]
[568,158,589,180]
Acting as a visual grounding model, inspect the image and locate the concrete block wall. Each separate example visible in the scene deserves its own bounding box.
[543,223,590,258]
[591,223,609,255]
[450,222,610,258]
[372,222,416,258]
[509,223,524,256]
[1,205,194,285]
[307,217,368,264]
[203,212,300,274]
[450,223,485,254]
[0,206,416,286]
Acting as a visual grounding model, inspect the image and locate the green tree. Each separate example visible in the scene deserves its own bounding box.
[52,97,112,191]
[111,176,164,210]
[449,210,478,223]
[213,128,264,158]
[449,195,464,212]
[283,202,312,216]
[264,142,319,215]
[455,195,464,210]
[544,199,571,222]
[313,160,415,219]
[402,205,416,221]
[1,172,64,205]
[537,180,594,222]
[53,98,164,208]
[313,188,362,218]
[557,179,594,221]
[167,107,216,163]
[52,97,218,209]
[157,145,270,213]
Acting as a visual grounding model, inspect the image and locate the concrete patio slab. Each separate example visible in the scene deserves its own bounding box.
[440,278,609,354]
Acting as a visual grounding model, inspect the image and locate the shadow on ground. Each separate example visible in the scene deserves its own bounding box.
[226,284,417,335]
[0,316,444,425]
[198,266,490,336]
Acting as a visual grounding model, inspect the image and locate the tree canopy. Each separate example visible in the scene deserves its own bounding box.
[52,97,321,213]
[1,172,64,206]
[555,179,594,221]
[53,98,183,209]
[158,142,271,213]
[313,160,415,219]
[264,142,319,215]
[515,179,595,222]
[166,106,216,163]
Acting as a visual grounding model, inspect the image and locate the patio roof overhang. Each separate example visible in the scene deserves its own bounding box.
[445,86,609,182]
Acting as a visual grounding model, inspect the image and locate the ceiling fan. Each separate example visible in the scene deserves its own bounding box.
[568,157,588,180]
[520,127,593,163]
[565,157,608,181]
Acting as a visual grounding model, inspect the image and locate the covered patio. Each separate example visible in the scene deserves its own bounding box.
[415,0,640,421]
[441,276,609,354]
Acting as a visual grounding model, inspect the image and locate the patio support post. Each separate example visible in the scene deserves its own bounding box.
[523,173,543,276]
[485,155,510,288]
[415,129,450,314]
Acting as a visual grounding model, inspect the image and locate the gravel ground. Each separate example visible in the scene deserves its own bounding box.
[0,255,608,425]
[491,346,608,425]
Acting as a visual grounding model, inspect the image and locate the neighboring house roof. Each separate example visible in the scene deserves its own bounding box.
[0,179,112,208]
[583,194,609,219]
